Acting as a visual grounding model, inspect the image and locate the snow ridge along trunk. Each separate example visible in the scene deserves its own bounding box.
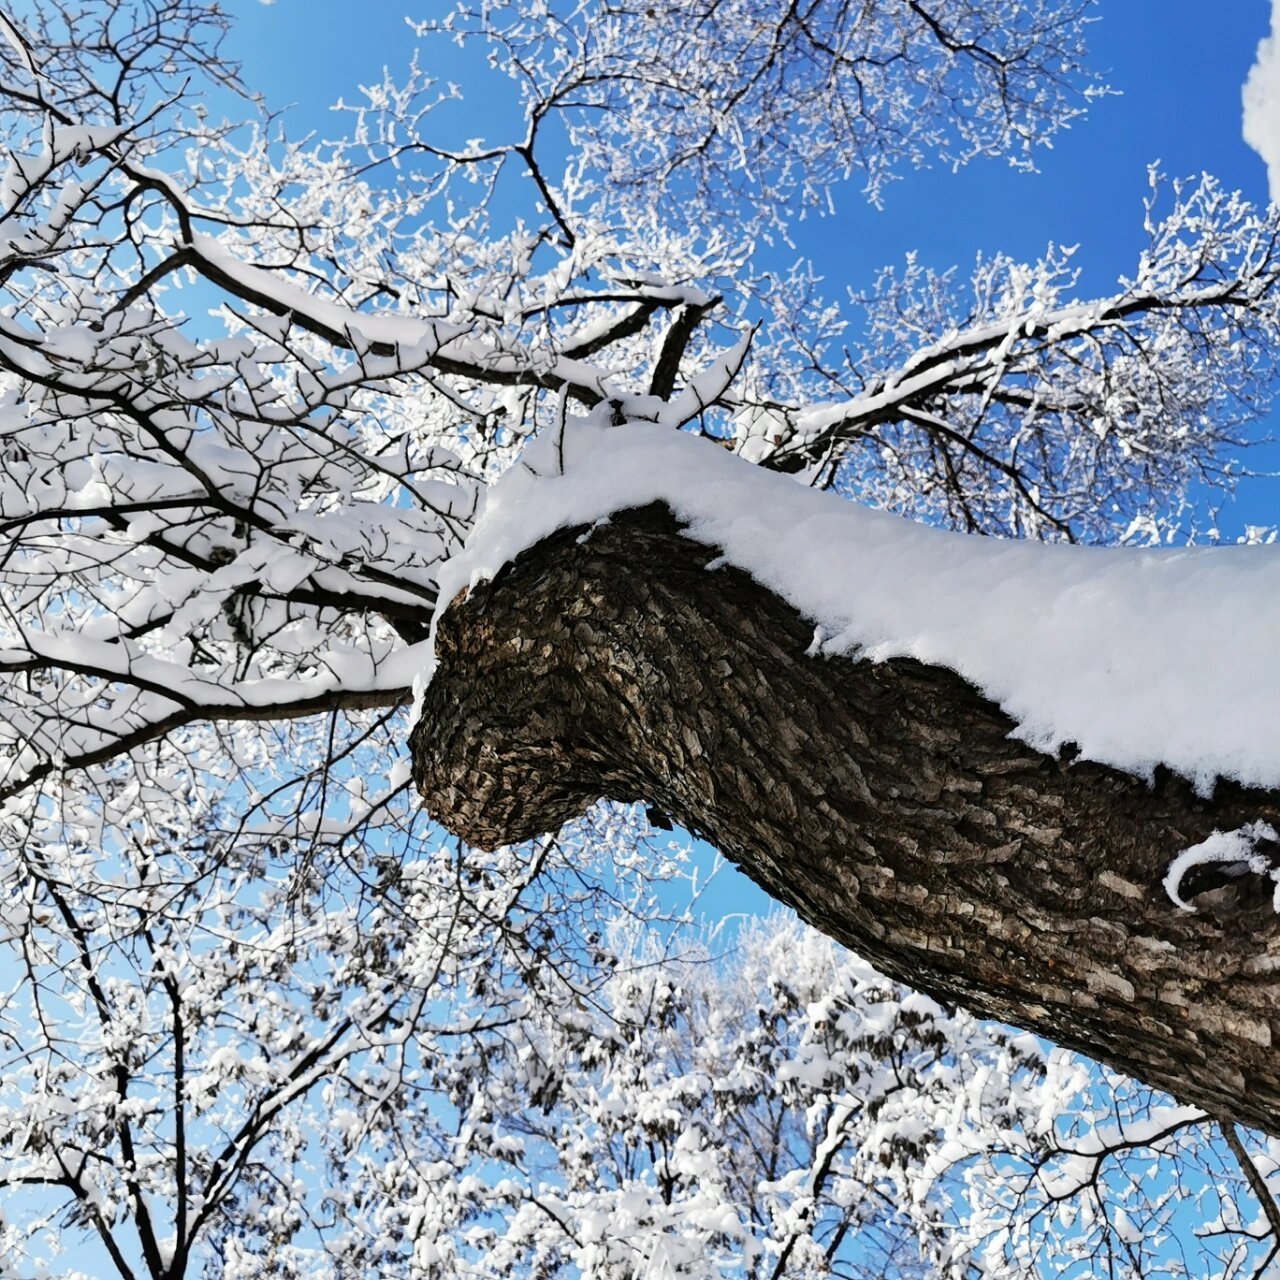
[412,502,1280,1134]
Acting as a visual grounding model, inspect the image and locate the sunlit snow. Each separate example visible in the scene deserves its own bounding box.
[1163,821,1280,913]
[430,417,1280,795]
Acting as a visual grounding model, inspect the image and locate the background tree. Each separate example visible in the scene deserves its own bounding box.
[1,0,1279,1276]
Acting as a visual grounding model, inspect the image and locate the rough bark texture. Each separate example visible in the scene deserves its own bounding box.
[411,503,1280,1135]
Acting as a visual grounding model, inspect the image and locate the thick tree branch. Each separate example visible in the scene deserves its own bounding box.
[412,503,1280,1135]
[648,296,722,400]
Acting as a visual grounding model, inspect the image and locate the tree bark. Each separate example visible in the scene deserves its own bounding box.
[411,503,1280,1134]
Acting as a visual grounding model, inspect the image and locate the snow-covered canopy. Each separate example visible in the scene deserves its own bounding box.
[2,0,1280,1274]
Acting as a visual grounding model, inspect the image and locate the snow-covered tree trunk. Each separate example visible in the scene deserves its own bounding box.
[413,501,1280,1135]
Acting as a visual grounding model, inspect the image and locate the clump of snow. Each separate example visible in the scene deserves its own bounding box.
[1244,1,1280,203]
[426,416,1280,794]
[191,234,455,355]
[1163,822,1280,913]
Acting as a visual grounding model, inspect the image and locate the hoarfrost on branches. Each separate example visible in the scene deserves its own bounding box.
[0,0,1278,1275]
[419,0,1104,228]
[2,805,1275,1278]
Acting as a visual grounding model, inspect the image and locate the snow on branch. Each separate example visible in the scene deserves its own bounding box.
[731,174,1280,540]
[433,417,1280,795]
[1164,822,1280,914]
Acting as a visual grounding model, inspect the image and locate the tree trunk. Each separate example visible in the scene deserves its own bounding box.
[411,503,1280,1134]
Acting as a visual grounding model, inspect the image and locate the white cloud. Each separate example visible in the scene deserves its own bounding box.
[1244,0,1280,203]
